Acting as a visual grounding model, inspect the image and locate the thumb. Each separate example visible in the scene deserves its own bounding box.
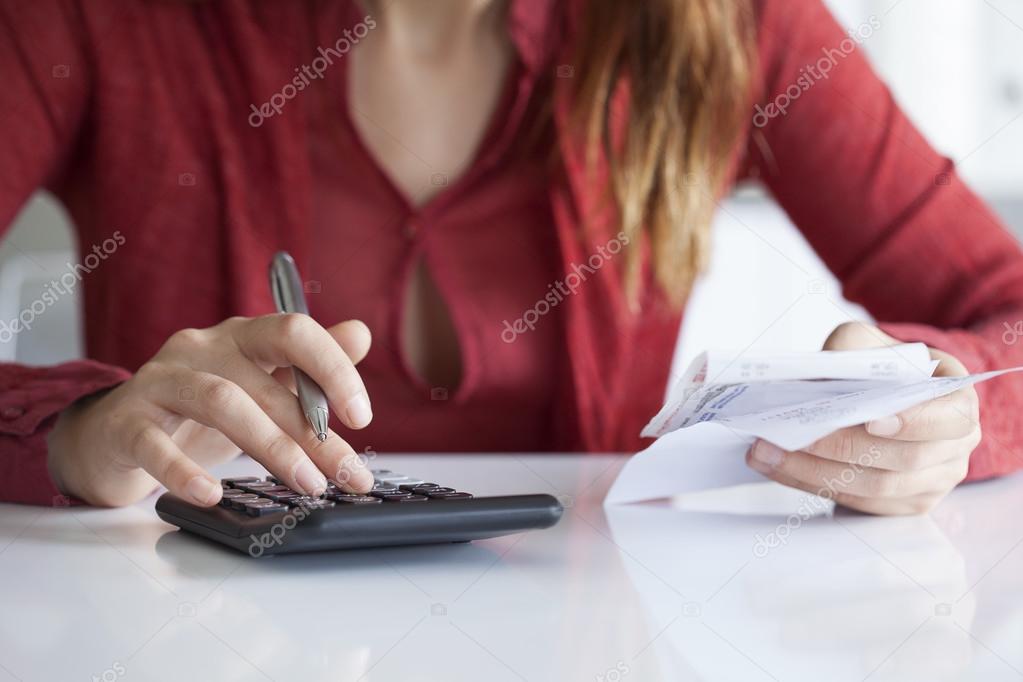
[822,321,899,351]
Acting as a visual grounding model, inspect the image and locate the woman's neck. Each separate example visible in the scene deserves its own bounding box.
[361,0,506,60]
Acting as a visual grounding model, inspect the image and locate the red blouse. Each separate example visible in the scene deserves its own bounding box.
[3,0,1023,505]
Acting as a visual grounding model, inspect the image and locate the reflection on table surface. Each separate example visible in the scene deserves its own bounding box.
[1,454,1021,682]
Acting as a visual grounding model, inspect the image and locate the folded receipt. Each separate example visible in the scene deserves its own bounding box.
[604,343,1023,505]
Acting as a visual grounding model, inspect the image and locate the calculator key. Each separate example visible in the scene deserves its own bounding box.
[370,490,412,499]
[370,469,392,475]
[265,476,284,485]
[219,491,249,507]
[256,486,293,495]
[238,481,277,492]
[423,484,456,496]
[223,477,261,487]
[286,496,320,507]
[247,503,289,516]
[384,494,429,503]
[332,495,383,504]
[376,474,421,484]
[229,494,261,510]
[400,482,437,492]
[428,492,474,500]
[244,499,275,509]
[263,491,301,502]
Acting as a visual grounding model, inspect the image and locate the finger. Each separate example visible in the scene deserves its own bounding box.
[123,420,222,507]
[864,387,979,441]
[327,319,372,365]
[747,440,969,499]
[215,354,373,492]
[152,368,328,496]
[822,321,900,351]
[752,464,946,516]
[804,425,968,471]
[233,314,373,430]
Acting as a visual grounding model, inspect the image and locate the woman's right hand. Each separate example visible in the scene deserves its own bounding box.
[46,314,376,507]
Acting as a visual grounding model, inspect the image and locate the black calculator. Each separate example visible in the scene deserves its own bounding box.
[156,469,564,556]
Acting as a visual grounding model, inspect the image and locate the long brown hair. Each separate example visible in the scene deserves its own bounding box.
[571,0,754,305]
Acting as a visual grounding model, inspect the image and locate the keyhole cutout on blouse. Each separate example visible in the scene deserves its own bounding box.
[400,257,464,393]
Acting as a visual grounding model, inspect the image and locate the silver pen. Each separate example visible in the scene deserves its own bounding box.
[269,251,329,442]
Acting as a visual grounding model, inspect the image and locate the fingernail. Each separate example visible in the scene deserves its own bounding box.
[186,476,221,506]
[295,460,327,496]
[866,415,901,437]
[751,441,786,468]
[345,392,373,429]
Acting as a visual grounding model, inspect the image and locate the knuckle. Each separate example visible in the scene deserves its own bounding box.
[254,378,288,409]
[161,456,193,487]
[220,316,249,330]
[133,361,172,386]
[951,459,971,486]
[901,443,931,471]
[260,433,300,464]
[866,471,901,498]
[827,430,857,462]
[199,377,243,412]
[124,424,160,466]
[165,327,207,353]
[276,313,317,344]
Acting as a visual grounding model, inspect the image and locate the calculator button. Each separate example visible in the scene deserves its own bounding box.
[376,474,421,484]
[257,486,293,495]
[333,495,383,504]
[229,494,261,510]
[238,481,277,492]
[370,469,392,475]
[422,487,455,495]
[286,496,320,507]
[400,482,437,491]
[263,491,301,502]
[370,483,398,493]
[428,492,474,500]
[384,494,429,503]
[222,477,261,487]
[247,503,289,516]
[370,490,412,499]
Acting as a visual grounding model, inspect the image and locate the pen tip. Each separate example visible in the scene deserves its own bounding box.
[317,432,327,442]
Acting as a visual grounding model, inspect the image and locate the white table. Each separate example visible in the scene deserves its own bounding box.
[1,454,1021,682]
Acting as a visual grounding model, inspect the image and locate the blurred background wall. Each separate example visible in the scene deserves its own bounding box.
[2,0,1022,378]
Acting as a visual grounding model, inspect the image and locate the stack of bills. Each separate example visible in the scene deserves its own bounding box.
[604,343,1021,505]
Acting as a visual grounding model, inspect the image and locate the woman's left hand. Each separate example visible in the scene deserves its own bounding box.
[745,322,981,515]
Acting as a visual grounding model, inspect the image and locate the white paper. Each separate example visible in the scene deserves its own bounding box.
[605,344,1023,506]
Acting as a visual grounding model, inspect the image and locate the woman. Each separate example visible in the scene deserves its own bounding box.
[1,0,1020,515]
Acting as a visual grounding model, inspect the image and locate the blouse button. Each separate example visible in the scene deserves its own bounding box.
[1,406,25,420]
